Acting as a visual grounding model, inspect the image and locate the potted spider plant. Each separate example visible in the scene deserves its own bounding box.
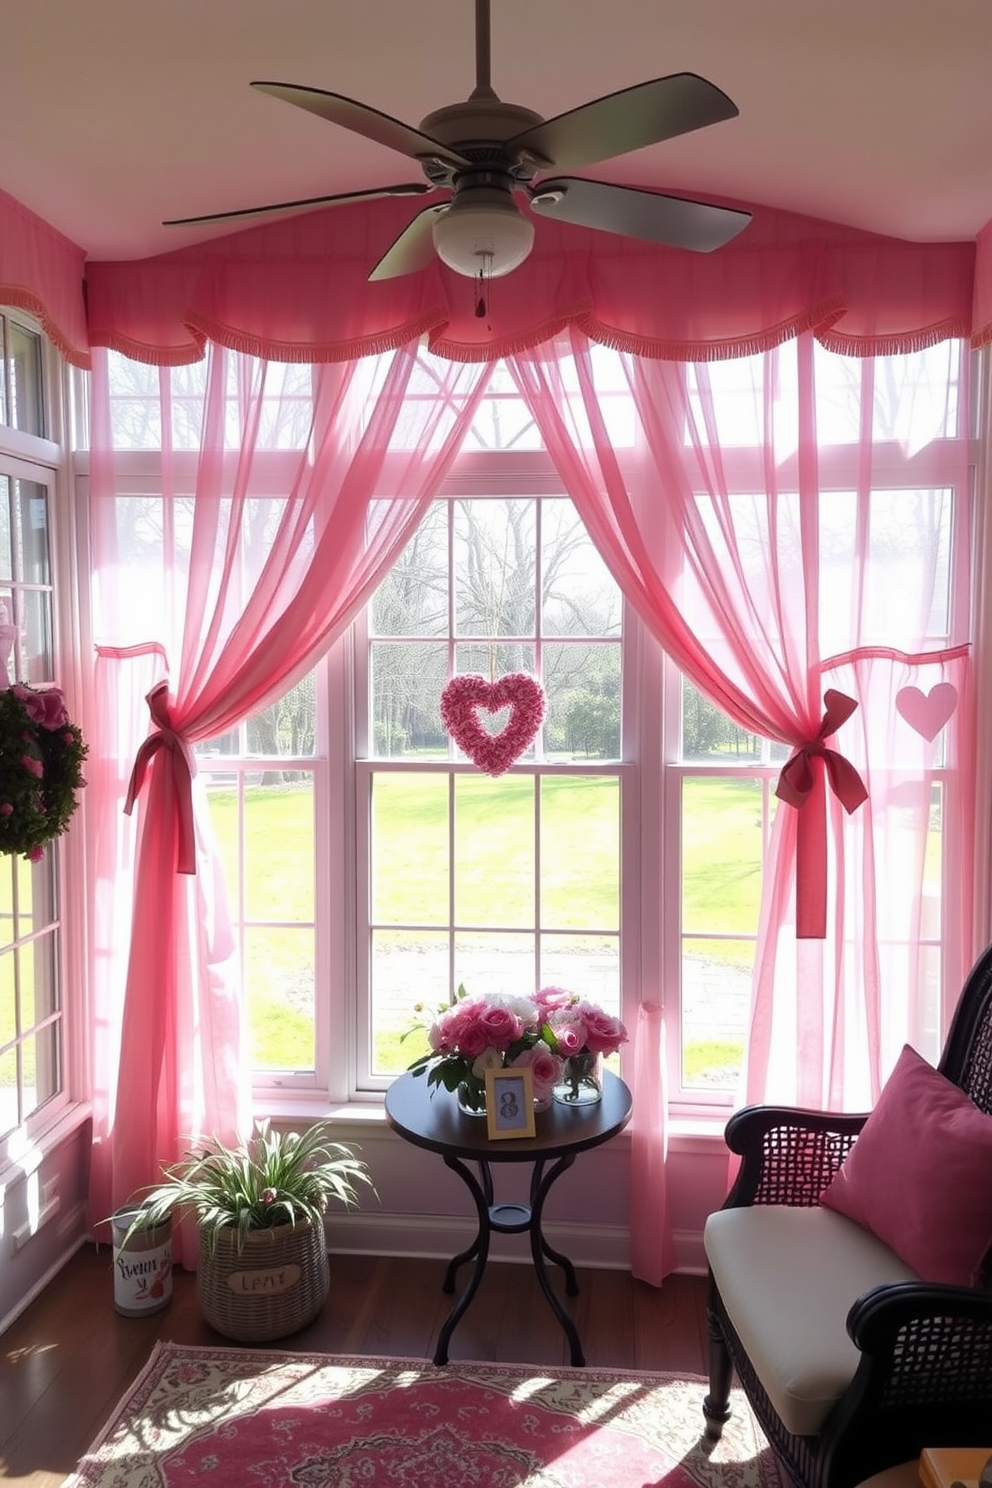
[127,1120,375,1342]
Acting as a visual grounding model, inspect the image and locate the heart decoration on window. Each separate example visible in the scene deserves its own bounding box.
[440,673,546,777]
[895,682,958,741]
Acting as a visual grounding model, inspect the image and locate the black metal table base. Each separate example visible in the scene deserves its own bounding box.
[435,1152,584,1366]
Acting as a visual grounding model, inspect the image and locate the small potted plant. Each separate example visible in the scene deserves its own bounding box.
[127,1119,374,1342]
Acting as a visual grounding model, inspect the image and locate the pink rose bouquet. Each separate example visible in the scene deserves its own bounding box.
[407,984,627,1112]
[0,683,87,861]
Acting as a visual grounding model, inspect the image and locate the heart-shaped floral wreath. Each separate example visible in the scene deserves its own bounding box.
[0,683,88,861]
[440,673,546,777]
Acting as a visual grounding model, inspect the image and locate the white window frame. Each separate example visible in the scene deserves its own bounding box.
[0,310,83,1171]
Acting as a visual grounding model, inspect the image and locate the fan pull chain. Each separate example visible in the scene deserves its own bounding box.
[474,253,493,329]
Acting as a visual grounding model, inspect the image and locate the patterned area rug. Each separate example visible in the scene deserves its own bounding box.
[63,1340,789,1488]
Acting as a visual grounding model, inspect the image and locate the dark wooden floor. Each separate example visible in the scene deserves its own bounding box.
[0,1244,710,1487]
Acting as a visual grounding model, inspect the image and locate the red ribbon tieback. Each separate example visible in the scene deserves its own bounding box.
[775,689,868,939]
[123,681,197,875]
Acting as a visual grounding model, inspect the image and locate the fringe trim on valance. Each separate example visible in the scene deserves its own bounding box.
[0,284,91,369]
[94,328,209,368]
[578,296,848,363]
[818,314,973,358]
[187,310,447,365]
[92,311,450,367]
[425,293,893,365]
[427,306,589,363]
[83,303,980,370]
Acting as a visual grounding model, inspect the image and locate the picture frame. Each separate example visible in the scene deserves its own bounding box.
[485,1066,537,1140]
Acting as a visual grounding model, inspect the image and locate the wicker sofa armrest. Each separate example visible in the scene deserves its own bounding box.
[798,1282,992,1488]
[723,1104,868,1208]
[842,1280,992,1432]
[849,1279,992,1345]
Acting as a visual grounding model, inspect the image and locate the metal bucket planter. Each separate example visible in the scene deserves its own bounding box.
[111,1207,173,1316]
[196,1216,330,1343]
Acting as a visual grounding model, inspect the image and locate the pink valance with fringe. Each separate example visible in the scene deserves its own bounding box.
[972,217,992,350]
[5,184,992,366]
[83,195,978,365]
[0,190,89,367]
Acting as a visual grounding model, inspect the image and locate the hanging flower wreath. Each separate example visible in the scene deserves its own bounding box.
[0,684,88,861]
[440,673,546,776]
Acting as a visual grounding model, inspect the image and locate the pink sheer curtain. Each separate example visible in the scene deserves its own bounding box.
[508,328,974,1281]
[747,645,973,1110]
[86,343,492,1255]
[629,1003,677,1285]
[87,641,167,1221]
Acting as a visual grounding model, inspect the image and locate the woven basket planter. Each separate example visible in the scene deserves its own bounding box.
[196,1217,330,1343]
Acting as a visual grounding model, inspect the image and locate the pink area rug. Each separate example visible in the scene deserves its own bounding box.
[63,1340,789,1488]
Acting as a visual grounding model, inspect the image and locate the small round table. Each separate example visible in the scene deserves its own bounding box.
[384,1069,633,1366]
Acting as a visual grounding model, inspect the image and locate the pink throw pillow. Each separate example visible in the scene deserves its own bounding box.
[820,1044,992,1286]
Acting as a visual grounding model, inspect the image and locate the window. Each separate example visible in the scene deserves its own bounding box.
[96,342,974,1116]
[358,490,624,1085]
[0,312,71,1152]
[666,342,970,1098]
[198,681,318,1079]
[672,685,783,1094]
[0,311,45,438]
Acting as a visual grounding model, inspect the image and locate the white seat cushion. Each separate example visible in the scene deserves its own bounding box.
[704,1204,920,1437]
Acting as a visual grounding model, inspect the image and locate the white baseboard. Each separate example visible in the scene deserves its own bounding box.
[326,1211,630,1268]
[326,1213,707,1276]
[671,1228,708,1276]
[0,1201,90,1335]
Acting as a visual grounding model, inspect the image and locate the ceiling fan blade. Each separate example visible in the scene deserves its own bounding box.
[164,182,433,229]
[529,178,752,253]
[508,74,739,173]
[251,81,472,169]
[368,204,449,281]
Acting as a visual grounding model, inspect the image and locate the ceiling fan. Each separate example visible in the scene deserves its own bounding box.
[165,0,752,283]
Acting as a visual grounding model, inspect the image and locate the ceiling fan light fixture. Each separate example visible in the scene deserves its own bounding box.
[187,12,748,274]
[432,188,535,279]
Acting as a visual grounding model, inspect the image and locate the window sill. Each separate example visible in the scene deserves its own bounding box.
[667,1115,730,1153]
[0,1100,93,1192]
[258,1097,729,1153]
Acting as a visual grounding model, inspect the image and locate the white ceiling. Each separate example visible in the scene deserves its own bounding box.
[3,0,992,263]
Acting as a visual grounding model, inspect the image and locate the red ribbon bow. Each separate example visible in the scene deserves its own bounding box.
[774,689,868,938]
[123,682,197,875]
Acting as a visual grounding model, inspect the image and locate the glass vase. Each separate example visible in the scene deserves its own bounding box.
[456,1077,487,1116]
[553,1051,604,1107]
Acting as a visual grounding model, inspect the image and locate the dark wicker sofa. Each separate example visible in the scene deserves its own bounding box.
[702,942,992,1488]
